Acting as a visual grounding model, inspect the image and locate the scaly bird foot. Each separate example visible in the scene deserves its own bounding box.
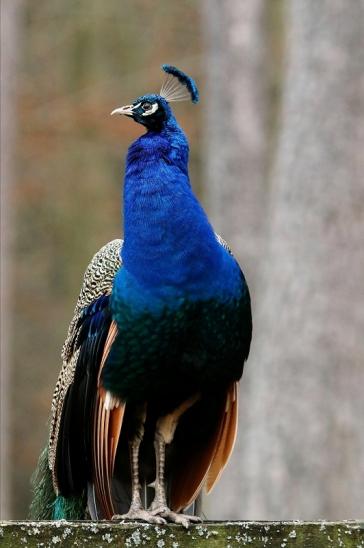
[150,506,202,529]
[112,508,166,525]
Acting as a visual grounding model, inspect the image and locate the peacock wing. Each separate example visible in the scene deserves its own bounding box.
[170,238,250,512]
[49,240,123,499]
[170,382,239,512]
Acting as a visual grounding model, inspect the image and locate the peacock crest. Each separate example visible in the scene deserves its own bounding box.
[159,64,199,104]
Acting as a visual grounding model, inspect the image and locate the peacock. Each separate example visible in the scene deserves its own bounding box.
[30,65,252,527]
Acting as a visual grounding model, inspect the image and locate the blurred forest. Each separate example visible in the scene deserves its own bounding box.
[1,0,363,520]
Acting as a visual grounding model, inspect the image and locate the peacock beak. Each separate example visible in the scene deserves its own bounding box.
[110,104,135,117]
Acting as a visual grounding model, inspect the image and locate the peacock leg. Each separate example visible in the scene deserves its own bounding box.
[112,404,165,524]
[149,394,202,528]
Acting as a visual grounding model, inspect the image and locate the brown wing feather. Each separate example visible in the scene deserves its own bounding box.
[170,382,239,512]
[92,321,126,519]
[206,382,239,492]
[109,403,124,473]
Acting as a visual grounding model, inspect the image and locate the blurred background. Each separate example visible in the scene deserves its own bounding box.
[1,0,363,520]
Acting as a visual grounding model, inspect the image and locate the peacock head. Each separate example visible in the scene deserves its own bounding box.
[111,65,199,131]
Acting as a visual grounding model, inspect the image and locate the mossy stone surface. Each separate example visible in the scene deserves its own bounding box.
[0,520,363,547]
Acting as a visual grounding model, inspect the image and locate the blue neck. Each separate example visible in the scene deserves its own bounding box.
[121,117,232,298]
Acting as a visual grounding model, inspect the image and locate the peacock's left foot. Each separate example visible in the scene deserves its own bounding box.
[150,506,202,528]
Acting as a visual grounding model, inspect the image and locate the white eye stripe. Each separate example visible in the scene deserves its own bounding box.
[141,102,159,116]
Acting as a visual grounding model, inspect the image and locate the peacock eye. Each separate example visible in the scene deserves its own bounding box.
[142,102,152,111]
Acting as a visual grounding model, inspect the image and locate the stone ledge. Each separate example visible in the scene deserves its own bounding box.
[0,520,363,547]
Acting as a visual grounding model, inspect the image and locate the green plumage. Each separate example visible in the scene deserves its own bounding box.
[29,448,56,520]
[52,495,86,520]
[29,447,85,520]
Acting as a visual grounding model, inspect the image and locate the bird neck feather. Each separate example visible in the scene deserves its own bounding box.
[121,124,224,294]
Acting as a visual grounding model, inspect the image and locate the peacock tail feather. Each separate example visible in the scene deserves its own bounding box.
[29,447,56,520]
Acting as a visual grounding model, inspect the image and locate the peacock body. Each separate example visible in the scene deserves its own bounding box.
[30,66,252,526]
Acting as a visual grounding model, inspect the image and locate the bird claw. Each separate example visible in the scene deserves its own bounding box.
[112,509,166,525]
[150,506,202,529]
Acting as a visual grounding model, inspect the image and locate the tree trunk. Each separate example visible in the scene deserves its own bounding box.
[247,0,364,518]
[201,0,269,518]
[0,0,22,520]
[201,0,268,278]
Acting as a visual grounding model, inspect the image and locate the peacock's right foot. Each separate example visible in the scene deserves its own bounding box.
[112,507,166,525]
[150,505,202,528]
